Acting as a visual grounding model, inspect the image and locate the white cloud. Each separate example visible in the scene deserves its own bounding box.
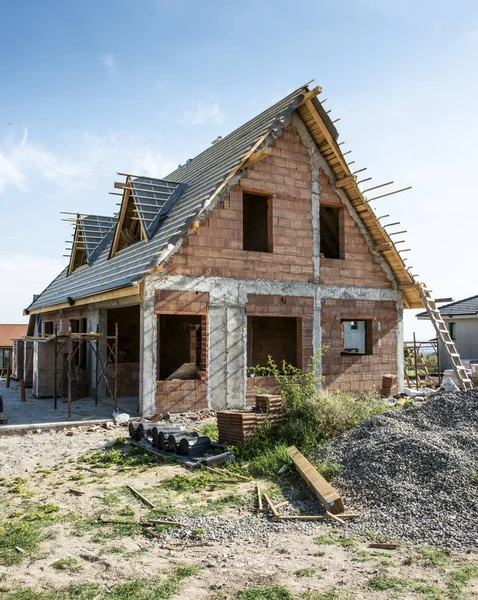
[181,101,224,126]
[100,53,116,72]
[0,252,66,321]
[0,129,178,196]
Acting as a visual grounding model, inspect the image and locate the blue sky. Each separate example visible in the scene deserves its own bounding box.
[1,0,477,341]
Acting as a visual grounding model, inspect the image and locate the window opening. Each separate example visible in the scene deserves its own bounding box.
[342,319,371,355]
[320,205,342,259]
[243,192,272,252]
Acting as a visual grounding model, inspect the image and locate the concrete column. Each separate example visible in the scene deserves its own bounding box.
[139,286,157,417]
[396,296,404,392]
[313,289,323,381]
[208,304,246,409]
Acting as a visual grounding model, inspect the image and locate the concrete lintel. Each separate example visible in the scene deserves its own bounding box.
[147,273,400,304]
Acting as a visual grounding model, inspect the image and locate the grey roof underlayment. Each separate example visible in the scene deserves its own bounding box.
[417,295,478,319]
[27,84,321,313]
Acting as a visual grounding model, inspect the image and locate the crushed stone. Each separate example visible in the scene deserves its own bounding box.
[320,389,478,548]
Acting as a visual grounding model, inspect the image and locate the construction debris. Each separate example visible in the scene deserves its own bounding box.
[321,389,478,547]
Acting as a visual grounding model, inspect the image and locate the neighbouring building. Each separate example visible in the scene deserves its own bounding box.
[23,83,424,416]
[417,295,478,371]
[0,324,28,374]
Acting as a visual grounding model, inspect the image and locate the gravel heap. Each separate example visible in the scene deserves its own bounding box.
[321,389,478,548]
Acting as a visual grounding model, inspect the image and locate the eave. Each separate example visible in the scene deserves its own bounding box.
[296,96,424,309]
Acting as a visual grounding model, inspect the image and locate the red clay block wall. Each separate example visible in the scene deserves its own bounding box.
[155,290,209,314]
[321,298,398,393]
[155,380,207,414]
[165,125,314,282]
[319,170,392,289]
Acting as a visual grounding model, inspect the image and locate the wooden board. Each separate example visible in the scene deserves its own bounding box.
[287,446,344,515]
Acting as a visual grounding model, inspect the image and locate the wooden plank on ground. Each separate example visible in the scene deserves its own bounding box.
[287,446,344,515]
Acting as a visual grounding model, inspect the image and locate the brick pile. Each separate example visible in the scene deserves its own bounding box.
[381,374,398,397]
[217,394,283,444]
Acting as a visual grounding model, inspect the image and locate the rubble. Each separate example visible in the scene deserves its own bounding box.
[321,389,478,547]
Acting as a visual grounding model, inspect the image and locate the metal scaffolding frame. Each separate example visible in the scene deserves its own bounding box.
[53,325,119,418]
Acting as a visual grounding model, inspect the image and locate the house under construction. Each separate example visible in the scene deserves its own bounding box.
[22,83,426,417]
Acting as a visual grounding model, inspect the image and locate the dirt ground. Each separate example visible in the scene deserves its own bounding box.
[0,425,477,600]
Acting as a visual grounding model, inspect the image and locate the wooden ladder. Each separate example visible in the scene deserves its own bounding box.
[419,284,473,391]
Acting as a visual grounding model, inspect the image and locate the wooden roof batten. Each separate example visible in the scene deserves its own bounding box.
[296,94,423,309]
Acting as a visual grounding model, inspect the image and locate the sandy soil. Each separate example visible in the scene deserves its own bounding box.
[0,425,477,599]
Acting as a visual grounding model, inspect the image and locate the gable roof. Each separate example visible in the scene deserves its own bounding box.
[27,82,423,314]
[0,324,28,347]
[417,295,478,319]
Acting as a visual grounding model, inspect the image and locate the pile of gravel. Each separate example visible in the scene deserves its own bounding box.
[321,389,478,548]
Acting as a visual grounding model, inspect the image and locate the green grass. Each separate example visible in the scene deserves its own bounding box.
[294,568,315,577]
[471,470,478,484]
[337,538,356,549]
[415,545,451,567]
[0,503,61,566]
[313,535,335,546]
[237,585,294,600]
[302,591,352,600]
[49,558,81,573]
[197,423,218,440]
[78,446,160,470]
[367,573,409,592]
[7,565,200,600]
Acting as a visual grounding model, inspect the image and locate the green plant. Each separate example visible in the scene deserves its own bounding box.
[197,423,219,440]
[295,567,315,577]
[237,585,294,600]
[50,558,81,573]
[367,573,409,592]
[415,545,451,567]
[238,352,387,478]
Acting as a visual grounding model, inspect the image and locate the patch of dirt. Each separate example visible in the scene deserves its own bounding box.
[0,426,477,599]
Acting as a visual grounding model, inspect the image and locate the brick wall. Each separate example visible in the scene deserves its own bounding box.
[318,170,392,288]
[321,298,397,392]
[155,290,209,314]
[41,307,88,333]
[165,125,313,282]
[155,380,207,414]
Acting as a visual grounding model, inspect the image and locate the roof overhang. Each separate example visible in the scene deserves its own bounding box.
[295,95,424,309]
[26,283,141,315]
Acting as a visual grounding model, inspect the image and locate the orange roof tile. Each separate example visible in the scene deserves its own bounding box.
[0,324,28,348]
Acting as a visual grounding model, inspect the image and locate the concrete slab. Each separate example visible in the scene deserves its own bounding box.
[0,379,139,427]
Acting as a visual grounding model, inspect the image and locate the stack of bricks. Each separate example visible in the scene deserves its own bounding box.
[381,374,398,397]
[255,394,283,423]
[217,394,283,444]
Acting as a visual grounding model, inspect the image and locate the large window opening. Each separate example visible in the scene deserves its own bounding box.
[243,192,272,252]
[342,320,372,355]
[158,315,204,380]
[247,316,298,369]
[107,305,141,397]
[320,205,343,259]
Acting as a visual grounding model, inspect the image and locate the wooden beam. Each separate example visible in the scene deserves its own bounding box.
[287,446,345,515]
[375,242,393,252]
[304,99,350,175]
[241,147,272,169]
[299,85,323,104]
[335,175,356,189]
[28,285,141,315]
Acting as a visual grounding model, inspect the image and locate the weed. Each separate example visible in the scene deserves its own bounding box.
[50,558,81,573]
[303,591,352,600]
[313,535,335,546]
[367,573,409,592]
[295,567,315,577]
[7,565,200,599]
[237,353,386,478]
[118,505,135,517]
[0,503,61,566]
[197,423,219,440]
[470,471,478,484]
[446,565,478,599]
[237,585,294,600]
[314,551,325,557]
[161,472,222,491]
[338,538,356,549]
[69,474,84,482]
[415,545,451,567]
[79,446,159,470]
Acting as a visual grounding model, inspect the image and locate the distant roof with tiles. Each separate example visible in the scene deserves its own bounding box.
[0,324,28,347]
[417,295,478,319]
